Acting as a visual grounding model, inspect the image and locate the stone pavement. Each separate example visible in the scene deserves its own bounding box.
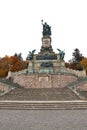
[0,109,87,130]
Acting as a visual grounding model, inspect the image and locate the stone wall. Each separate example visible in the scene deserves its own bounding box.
[13,74,77,88]
[64,68,86,77]
[12,68,86,77]
[0,82,11,95]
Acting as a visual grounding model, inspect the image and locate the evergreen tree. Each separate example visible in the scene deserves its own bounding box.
[72,48,84,64]
[66,48,84,71]
[14,53,23,60]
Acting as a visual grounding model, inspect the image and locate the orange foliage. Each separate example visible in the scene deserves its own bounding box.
[65,62,83,71]
[80,57,87,73]
[0,55,28,78]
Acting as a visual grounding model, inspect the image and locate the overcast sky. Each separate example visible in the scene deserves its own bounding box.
[0,0,87,62]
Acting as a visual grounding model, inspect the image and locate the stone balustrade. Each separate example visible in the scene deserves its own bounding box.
[11,68,86,77]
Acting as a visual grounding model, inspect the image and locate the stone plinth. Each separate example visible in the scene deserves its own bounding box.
[27,34,66,74]
[13,74,77,88]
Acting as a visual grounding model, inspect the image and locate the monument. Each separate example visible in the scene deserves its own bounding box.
[12,21,86,89]
[28,20,65,74]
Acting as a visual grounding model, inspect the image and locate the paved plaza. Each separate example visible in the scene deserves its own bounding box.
[0,109,87,130]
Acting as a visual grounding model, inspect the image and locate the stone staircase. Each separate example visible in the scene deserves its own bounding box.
[0,87,80,101]
[67,77,87,99]
[0,100,87,110]
[0,78,20,96]
[0,77,87,110]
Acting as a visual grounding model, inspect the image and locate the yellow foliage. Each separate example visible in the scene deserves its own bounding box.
[80,57,87,73]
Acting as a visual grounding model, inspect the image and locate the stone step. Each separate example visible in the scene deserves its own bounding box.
[0,87,80,101]
[0,101,87,110]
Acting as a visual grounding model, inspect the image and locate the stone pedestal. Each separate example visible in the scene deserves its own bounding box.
[39,36,54,54]
[28,61,34,73]
[28,36,65,74]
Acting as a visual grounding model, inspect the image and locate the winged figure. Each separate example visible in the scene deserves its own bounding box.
[57,48,65,60]
[26,49,36,60]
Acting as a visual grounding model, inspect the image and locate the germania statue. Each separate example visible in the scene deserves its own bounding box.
[41,20,51,36]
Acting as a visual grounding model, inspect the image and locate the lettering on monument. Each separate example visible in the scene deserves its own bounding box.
[36,54,57,60]
[42,38,50,47]
[39,76,49,82]
[41,62,53,67]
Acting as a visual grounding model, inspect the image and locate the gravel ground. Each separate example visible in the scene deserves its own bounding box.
[0,110,87,130]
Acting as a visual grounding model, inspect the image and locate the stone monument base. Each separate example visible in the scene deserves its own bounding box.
[13,74,77,88]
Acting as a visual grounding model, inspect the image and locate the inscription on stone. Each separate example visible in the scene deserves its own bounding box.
[39,76,49,82]
[42,38,50,47]
[41,62,53,67]
[36,54,57,60]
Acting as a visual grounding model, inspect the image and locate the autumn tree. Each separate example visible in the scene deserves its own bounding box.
[0,55,28,78]
[0,56,10,77]
[80,57,87,74]
[10,56,28,72]
[65,48,84,70]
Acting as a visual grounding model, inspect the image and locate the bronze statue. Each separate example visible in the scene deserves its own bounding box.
[26,49,36,60]
[41,20,51,36]
[57,49,65,60]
